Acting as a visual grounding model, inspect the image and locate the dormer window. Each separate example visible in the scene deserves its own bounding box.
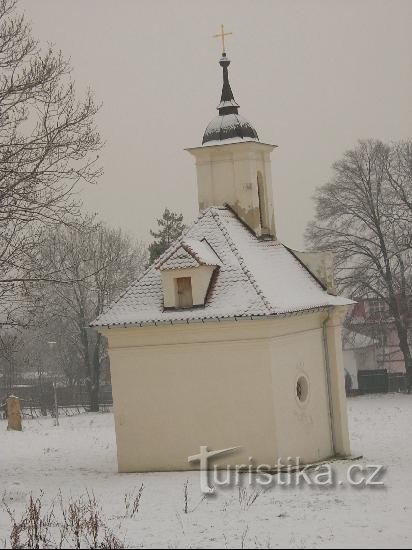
[176,277,193,308]
[155,238,221,310]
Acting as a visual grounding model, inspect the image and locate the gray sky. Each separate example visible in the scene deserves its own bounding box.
[22,0,412,249]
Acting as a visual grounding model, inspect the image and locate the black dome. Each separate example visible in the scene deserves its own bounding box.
[202,114,259,144]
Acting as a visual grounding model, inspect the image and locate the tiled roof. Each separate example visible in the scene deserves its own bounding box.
[158,246,199,270]
[156,238,221,271]
[91,207,353,328]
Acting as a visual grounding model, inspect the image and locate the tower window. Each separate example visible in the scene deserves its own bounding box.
[257,171,269,233]
[175,277,193,308]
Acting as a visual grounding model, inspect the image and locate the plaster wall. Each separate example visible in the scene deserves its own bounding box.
[101,311,350,472]
[187,141,277,238]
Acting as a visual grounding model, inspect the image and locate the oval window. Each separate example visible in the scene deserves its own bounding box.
[296,375,309,404]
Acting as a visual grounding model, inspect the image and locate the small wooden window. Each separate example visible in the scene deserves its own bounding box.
[176,277,193,308]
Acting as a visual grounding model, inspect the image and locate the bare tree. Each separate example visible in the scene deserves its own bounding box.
[0,0,102,324]
[33,217,147,411]
[306,139,412,390]
[385,141,412,216]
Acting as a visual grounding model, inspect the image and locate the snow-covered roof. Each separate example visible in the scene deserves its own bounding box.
[91,207,353,328]
[157,238,221,271]
[158,247,199,270]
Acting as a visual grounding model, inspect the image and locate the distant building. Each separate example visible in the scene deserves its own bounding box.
[348,297,412,374]
[342,330,378,391]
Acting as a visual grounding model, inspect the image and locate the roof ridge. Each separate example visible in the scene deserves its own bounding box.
[210,208,273,313]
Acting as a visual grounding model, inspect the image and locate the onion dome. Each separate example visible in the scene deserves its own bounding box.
[202,52,259,145]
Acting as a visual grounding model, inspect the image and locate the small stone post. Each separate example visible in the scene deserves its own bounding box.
[6,395,22,431]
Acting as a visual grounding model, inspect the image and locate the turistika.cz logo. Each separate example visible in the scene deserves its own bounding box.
[188,446,386,494]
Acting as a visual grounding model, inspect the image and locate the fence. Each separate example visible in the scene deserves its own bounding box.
[0,382,113,417]
[357,369,407,394]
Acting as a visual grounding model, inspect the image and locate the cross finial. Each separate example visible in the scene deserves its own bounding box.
[213,24,232,54]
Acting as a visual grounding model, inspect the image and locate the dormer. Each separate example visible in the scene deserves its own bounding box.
[156,238,221,309]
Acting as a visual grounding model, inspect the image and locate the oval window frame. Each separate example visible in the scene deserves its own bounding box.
[295,375,310,406]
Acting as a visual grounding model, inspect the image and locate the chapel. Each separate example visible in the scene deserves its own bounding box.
[92,37,352,473]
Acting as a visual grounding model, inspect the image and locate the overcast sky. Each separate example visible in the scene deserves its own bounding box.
[21,0,412,249]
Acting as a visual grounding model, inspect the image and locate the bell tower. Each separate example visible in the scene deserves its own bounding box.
[186,32,277,239]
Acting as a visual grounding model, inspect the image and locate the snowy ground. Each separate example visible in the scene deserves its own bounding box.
[0,394,411,548]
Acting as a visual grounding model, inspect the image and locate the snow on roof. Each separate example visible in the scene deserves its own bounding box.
[202,136,259,147]
[157,246,199,270]
[202,113,259,146]
[181,238,221,266]
[157,238,221,271]
[91,207,353,328]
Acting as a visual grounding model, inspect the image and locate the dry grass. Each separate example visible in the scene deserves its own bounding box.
[2,491,125,549]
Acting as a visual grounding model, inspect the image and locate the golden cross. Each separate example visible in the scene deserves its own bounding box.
[213,24,232,54]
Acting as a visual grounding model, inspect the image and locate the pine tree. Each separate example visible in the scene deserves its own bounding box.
[148,208,186,264]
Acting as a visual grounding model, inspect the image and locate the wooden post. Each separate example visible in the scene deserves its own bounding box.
[6,395,22,431]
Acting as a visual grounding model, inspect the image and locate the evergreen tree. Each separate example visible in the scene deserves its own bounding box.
[148,208,186,263]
